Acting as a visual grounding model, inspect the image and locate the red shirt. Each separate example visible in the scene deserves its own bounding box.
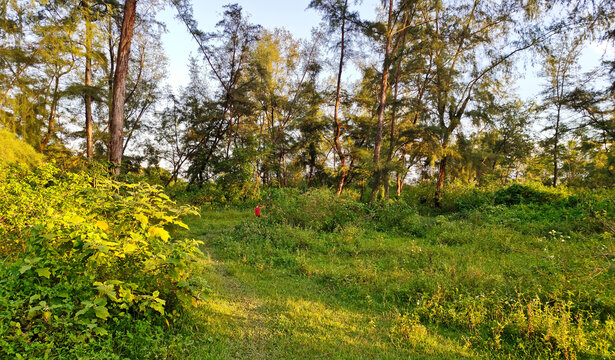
[255,206,261,216]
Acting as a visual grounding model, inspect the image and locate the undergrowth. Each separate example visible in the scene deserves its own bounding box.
[0,163,207,358]
[202,184,615,359]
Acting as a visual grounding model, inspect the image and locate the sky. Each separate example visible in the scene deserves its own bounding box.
[157,0,610,102]
[158,0,380,90]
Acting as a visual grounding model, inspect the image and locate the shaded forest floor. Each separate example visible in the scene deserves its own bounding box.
[176,197,615,359]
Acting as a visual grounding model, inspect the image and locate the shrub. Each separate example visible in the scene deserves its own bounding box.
[0,129,44,166]
[0,163,205,358]
[265,188,365,232]
[494,183,567,206]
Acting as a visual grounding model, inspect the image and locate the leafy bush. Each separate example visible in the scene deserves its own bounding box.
[120,165,174,187]
[370,201,432,237]
[265,188,365,231]
[0,129,44,166]
[0,163,205,358]
[494,183,567,206]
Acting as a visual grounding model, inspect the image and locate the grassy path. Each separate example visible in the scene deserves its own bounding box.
[179,208,472,360]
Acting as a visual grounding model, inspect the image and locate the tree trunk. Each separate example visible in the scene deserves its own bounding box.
[282,150,287,187]
[360,181,365,201]
[385,49,404,201]
[85,8,94,160]
[396,148,407,196]
[435,155,447,207]
[106,15,115,161]
[370,0,394,203]
[108,0,137,175]
[40,75,60,151]
[334,0,348,196]
[553,103,561,187]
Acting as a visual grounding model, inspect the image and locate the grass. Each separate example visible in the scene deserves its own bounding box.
[175,191,615,359]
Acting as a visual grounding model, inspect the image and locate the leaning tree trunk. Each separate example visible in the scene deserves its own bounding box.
[108,0,137,175]
[40,75,60,151]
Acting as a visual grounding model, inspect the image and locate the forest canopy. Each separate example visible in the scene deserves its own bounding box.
[1,0,614,201]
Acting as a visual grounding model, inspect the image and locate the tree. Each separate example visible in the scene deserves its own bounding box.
[109,0,138,175]
[364,0,424,202]
[309,0,360,194]
[539,33,583,187]
[416,0,545,205]
[173,2,262,183]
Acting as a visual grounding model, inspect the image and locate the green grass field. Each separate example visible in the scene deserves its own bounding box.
[177,191,615,359]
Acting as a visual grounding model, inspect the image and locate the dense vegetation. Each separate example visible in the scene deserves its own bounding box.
[176,185,615,359]
[1,0,615,358]
[0,161,206,358]
[2,167,614,358]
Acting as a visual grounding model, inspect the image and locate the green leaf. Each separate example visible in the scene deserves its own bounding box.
[36,268,51,278]
[25,257,42,265]
[74,308,90,318]
[19,264,32,274]
[94,306,109,320]
[95,283,118,302]
[93,327,108,336]
[149,302,165,315]
[93,297,108,306]
[27,306,42,319]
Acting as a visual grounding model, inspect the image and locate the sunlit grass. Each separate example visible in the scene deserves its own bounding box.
[177,197,615,359]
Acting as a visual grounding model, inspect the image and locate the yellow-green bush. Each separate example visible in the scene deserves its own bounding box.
[0,129,44,166]
[0,163,206,358]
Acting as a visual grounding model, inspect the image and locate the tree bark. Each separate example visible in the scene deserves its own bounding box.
[435,155,447,207]
[553,103,561,187]
[385,47,404,201]
[108,0,137,175]
[370,0,395,203]
[40,75,61,151]
[85,7,94,160]
[396,147,407,196]
[334,0,348,196]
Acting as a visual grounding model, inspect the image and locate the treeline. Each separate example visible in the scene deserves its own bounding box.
[1,0,614,203]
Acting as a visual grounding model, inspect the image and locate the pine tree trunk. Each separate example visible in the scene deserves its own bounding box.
[435,155,447,207]
[396,148,407,196]
[385,51,403,201]
[108,0,137,175]
[40,75,60,151]
[370,0,394,203]
[334,0,348,196]
[85,8,94,160]
[553,103,561,187]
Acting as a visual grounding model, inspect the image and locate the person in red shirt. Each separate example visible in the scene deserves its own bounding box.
[254,205,261,217]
